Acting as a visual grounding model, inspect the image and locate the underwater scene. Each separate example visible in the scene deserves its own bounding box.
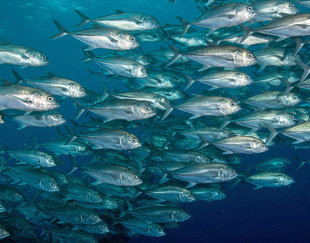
[1,0,310,242]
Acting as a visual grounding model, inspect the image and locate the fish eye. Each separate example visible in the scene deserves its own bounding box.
[290,115,294,119]
[47,96,54,102]
[247,53,253,59]
[92,215,96,219]
[173,78,177,82]
[261,144,266,147]
[132,138,137,143]
[295,55,300,59]
[130,36,135,41]
[55,114,61,118]
[246,76,249,79]
[247,6,253,11]
[50,182,55,186]
[41,54,46,59]
[293,96,298,99]
[290,4,294,8]
[145,106,151,111]
[231,102,236,106]
[80,87,85,92]
[132,175,138,180]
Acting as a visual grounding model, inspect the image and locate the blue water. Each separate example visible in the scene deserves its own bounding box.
[1,0,310,242]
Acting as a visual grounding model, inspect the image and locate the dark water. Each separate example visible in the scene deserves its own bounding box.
[1,0,310,242]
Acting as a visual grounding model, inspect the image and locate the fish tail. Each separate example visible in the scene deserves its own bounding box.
[297,60,310,83]
[11,69,23,84]
[183,74,195,91]
[74,9,91,27]
[239,24,254,44]
[166,45,182,67]
[176,16,191,38]
[0,157,7,172]
[51,19,69,40]
[295,155,307,170]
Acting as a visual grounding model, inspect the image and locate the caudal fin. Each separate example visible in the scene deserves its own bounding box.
[11,70,23,84]
[51,20,69,40]
[166,45,182,67]
[74,9,91,27]
[176,16,191,38]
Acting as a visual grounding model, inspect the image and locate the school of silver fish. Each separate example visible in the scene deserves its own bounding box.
[1,0,310,241]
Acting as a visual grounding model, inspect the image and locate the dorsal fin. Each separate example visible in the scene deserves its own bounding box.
[45,72,56,77]
[115,9,125,14]
[0,78,12,86]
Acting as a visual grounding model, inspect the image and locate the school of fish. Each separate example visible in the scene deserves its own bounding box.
[1,0,310,241]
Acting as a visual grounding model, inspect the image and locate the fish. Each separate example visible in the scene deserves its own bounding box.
[167,45,257,70]
[52,19,140,51]
[213,135,268,154]
[176,95,240,119]
[69,128,141,150]
[74,9,161,31]
[119,217,165,237]
[170,163,238,188]
[245,172,295,189]
[0,82,59,112]
[10,110,65,130]
[0,42,49,67]
[12,70,86,98]
[80,99,156,122]
[177,3,257,36]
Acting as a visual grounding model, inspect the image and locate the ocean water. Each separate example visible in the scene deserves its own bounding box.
[0,0,310,242]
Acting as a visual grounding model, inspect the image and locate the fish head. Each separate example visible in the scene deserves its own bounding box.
[0,225,10,240]
[195,154,210,164]
[119,33,140,50]
[39,177,59,192]
[75,143,91,155]
[140,15,161,30]
[178,189,196,202]
[33,92,59,111]
[235,49,257,67]
[102,197,120,210]
[173,209,191,222]
[69,83,86,98]
[120,169,143,186]
[277,175,295,186]
[219,167,238,181]
[219,99,241,115]
[148,224,166,237]
[154,96,170,110]
[276,112,296,127]
[214,190,226,200]
[84,213,102,225]
[278,1,299,15]
[251,139,268,153]
[235,72,253,86]
[136,55,151,66]
[121,134,141,150]
[168,90,186,100]
[87,191,103,203]
[236,4,257,23]
[27,50,49,66]
[0,202,6,213]
[43,111,65,127]
[94,222,109,234]
[10,191,24,202]
[132,64,148,78]
[51,172,68,186]
[281,93,301,106]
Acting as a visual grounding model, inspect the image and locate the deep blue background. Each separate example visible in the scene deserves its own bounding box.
[0,0,310,242]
